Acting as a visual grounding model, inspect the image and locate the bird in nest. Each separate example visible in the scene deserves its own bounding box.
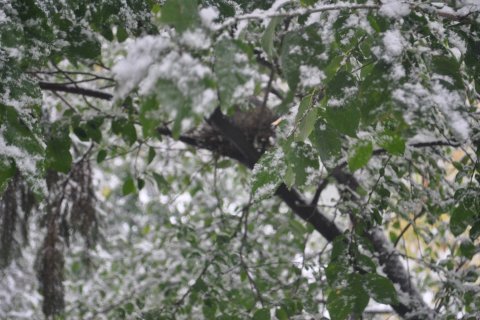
[189,97,278,157]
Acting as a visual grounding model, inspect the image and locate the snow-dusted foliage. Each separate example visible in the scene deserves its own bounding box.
[0,0,480,319]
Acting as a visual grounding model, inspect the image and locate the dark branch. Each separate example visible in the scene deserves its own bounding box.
[275,184,341,242]
[38,82,113,101]
[309,178,329,207]
[156,108,435,319]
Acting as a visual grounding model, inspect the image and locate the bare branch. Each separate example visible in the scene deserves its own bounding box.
[38,82,113,101]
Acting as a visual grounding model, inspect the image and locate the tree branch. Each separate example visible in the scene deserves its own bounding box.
[219,4,379,29]
[38,82,113,101]
[157,108,434,319]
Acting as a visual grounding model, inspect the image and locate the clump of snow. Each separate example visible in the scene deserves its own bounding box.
[379,0,411,18]
[328,98,345,107]
[392,82,429,110]
[393,81,470,141]
[192,89,216,114]
[180,29,211,50]
[113,34,215,114]
[199,7,219,29]
[270,0,291,11]
[431,82,470,141]
[344,11,374,34]
[113,35,172,99]
[382,30,405,59]
[450,47,462,60]
[0,8,8,24]
[448,31,466,54]
[311,10,340,47]
[0,132,46,194]
[299,65,325,88]
[391,64,406,80]
[428,21,445,36]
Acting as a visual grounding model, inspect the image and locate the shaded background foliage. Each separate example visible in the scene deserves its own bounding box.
[0,0,479,319]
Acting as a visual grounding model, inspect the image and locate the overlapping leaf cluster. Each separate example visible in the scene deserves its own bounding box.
[0,0,479,319]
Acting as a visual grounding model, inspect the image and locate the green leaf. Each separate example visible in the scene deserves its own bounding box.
[112,118,137,145]
[160,0,198,33]
[275,307,288,320]
[280,24,324,91]
[73,126,89,141]
[0,105,44,156]
[117,27,128,42]
[67,31,101,60]
[450,204,475,236]
[327,70,356,98]
[356,254,376,273]
[367,13,389,32]
[0,158,16,193]
[280,33,302,91]
[202,298,217,319]
[253,308,270,320]
[251,150,282,200]
[362,274,398,305]
[124,302,134,314]
[469,221,480,241]
[431,55,463,90]
[459,239,476,259]
[295,94,317,142]
[379,133,405,156]
[46,122,72,173]
[97,149,107,163]
[325,262,349,287]
[261,17,280,60]
[325,103,360,137]
[137,178,145,190]
[172,103,190,140]
[140,96,159,137]
[147,147,156,165]
[296,109,317,142]
[358,62,391,123]
[214,39,249,109]
[348,141,373,172]
[326,236,349,286]
[324,55,343,80]
[283,142,319,187]
[283,166,295,189]
[152,172,169,194]
[122,176,136,196]
[327,275,369,320]
[310,121,342,166]
[85,117,104,143]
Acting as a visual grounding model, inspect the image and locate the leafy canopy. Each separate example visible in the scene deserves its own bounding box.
[0,0,480,319]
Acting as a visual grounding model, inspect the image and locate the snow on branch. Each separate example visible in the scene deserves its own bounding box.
[218,3,380,29]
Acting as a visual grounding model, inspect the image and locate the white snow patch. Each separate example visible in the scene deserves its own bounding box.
[448,31,467,54]
[431,82,470,141]
[379,0,411,18]
[180,29,211,50]
[391,64,406,80]
[299,65,325,88]
[199,7,219,29]
[382,30,405,58]
[113,35,172,99]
